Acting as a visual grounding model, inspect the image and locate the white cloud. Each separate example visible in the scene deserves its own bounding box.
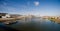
[34,1,39,6]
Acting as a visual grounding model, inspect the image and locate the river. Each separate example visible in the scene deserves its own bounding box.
[0,18,60,31]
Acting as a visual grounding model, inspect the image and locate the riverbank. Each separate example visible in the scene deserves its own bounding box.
[48,19,60,24]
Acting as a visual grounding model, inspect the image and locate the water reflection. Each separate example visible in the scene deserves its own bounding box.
[2,18,60,31]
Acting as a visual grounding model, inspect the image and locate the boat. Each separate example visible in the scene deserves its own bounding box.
[3,21,18,25]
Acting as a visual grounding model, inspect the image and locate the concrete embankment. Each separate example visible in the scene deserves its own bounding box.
[0,18,16,22]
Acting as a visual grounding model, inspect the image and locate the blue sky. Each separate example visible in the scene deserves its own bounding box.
[0,0,60,16]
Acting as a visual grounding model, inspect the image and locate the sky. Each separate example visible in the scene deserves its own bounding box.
[0,0,60,16]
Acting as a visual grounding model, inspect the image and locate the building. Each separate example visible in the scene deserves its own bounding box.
[42,16,50,19]
[58,16,60,19]
[0,13,10,18]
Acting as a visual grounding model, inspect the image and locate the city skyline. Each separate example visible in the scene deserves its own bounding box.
[0,0,60,16]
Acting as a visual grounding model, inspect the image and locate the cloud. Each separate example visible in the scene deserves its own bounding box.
[34,1,39,6]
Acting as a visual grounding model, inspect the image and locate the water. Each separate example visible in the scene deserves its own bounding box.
[0,18,60,31]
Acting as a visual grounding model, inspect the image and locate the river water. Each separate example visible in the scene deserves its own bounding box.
[0,18,60,31]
